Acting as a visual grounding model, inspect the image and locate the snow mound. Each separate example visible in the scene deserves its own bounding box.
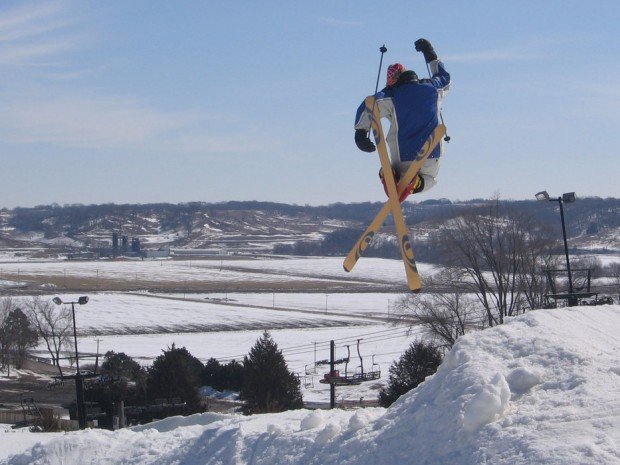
[300,410,325,430]
[3,306,620,465]
[506,366,542,394]
[461,372,510,432]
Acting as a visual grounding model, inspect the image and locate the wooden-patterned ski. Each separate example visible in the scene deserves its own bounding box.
[343,103,445,291]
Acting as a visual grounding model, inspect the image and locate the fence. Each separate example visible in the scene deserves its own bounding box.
[0,410,78,430]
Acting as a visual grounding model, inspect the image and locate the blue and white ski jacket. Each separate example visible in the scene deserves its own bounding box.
[354,60,450,174]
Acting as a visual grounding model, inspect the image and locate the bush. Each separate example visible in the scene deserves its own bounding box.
[31,408,63,432]
[378,341,443,407]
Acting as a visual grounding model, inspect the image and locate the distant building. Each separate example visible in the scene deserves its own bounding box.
[143,247,171,259]
[131,238,141,253]
[67,251,98,260]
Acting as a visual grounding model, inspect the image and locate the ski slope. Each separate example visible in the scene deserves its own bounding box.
[3,305,619,465]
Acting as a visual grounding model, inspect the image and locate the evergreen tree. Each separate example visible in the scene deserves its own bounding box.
[146,344,204,411]
[3,308,38,369]
[240,332,303,414]
[101,351,144,382]
[378,341,443,407]
[202,358,244,392]
[223,360,244,391]
[202,358,223,389]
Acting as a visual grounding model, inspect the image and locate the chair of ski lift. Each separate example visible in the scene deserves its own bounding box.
[368,355,381,380]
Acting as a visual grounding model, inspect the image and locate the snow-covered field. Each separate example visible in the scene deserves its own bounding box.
[2,257,435,404]
[0,256,438,288]
[3,305,619,465]
[23,292,419,403]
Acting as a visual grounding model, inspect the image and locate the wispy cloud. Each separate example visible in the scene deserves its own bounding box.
[443,48,533,63]
[0,2,66,35]
[0,2,278,155]
[0,92,279,154]
[169,131,281,155]
[444,35,578,64]
[319,17,363,27]
[0,1,80,67]
[0,37,79,66]
[0,94,181,149]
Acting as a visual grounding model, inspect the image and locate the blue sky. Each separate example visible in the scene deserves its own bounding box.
[1,1,618,208]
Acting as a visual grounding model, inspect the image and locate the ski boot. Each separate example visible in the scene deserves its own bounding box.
[379,168,424,203]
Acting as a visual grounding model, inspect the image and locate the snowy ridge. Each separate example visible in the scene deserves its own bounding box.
[3,306,620,464]
[3,199,619,259]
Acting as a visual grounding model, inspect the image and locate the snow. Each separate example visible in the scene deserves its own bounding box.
[30,293,372,335]
[0,426,62,462]
[2,305,619,464]
[0,279,27,289]
[0,257,438,287]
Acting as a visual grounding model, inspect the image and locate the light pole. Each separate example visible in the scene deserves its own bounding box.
[535,191,577,306]
[53,295,89,428]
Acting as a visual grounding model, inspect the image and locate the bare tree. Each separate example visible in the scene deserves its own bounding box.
[25,297,72,377]
[516,216,560,310]
[609,262,620,303]
[436,200,556,326]
[396,268,485,348]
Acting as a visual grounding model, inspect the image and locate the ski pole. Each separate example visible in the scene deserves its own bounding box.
[366,45,387,145]
[425,61,451,142]
[374,44,388,95]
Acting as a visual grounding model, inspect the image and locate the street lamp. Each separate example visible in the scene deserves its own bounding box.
[53,296,89,428]
[535,191,577,306]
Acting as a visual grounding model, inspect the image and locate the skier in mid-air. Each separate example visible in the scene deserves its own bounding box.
[354,38,450,202]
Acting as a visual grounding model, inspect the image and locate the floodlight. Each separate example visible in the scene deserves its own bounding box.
[562,192,576,203]
[51,294,90,429]
[534,189,578,306]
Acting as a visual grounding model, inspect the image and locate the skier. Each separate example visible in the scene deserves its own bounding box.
[354,38,450,202]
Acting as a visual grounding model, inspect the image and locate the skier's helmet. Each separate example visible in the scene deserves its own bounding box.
[386,63,405,87]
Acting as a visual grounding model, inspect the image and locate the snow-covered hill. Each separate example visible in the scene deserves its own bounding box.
[3,305,619,465]
[2,199,619,258]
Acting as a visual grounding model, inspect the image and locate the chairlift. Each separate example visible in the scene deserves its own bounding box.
[368,355,381,380]
[343,345,351,380]
[319,345,360,386]
[352,339,381,382]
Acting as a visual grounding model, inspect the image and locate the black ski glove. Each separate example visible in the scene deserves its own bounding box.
[414,38,438,63]
[355,129,376,153]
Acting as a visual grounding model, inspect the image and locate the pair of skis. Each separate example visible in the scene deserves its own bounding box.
[343,95,446,292]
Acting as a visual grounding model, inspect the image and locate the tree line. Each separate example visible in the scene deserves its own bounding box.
[0,304,303,425]
[392,199,620,353]
[80,333,303,428]
[1,295,445,422]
